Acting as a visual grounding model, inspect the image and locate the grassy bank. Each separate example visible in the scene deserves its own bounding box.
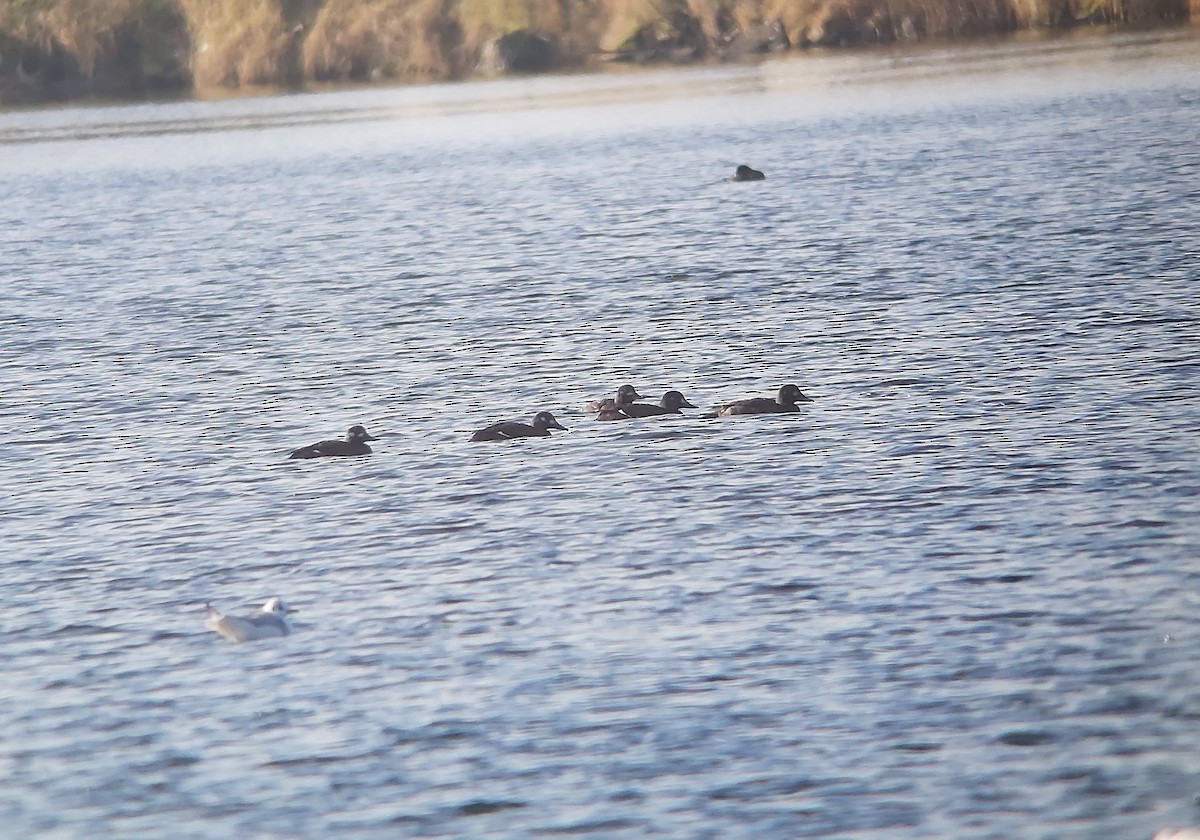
[0,0,1194,104]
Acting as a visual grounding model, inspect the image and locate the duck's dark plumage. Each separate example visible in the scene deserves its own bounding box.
[471,411,567,442]
[707,384,812,417]
[585,385,643,414]
[731,164,765,182]
[289,425,378,458]
[596,390,697,420]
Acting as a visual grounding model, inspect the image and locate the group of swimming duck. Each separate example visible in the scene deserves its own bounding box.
[213,164,777,638]
[208,381,810,640]
[286,382,813,457]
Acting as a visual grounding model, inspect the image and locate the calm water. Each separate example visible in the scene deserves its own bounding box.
[2,28,1199,839]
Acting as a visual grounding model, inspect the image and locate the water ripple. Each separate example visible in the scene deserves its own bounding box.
[2,30,1199,840]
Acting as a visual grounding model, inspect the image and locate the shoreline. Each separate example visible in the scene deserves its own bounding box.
[0,0,1195,112]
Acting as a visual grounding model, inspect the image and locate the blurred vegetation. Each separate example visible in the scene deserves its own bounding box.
[0,0,189,101]
[0,0,1193,103]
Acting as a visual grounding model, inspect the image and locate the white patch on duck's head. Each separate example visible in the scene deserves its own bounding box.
[533,411,566,431]
[616,384,642,403]
[347,425,378,442]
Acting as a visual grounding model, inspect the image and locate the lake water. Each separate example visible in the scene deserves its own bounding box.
[2,27,1199,839]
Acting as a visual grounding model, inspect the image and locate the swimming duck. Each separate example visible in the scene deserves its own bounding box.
[205,597,293,643]
[730,164,765,182]
[471,411,567,442]
[596,390,697,420]
[289,425,378,459]
[585,384,643,414]
[706,384,812,417]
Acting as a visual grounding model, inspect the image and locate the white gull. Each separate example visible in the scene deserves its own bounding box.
[205,597,293,643]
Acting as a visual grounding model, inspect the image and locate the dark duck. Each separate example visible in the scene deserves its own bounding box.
[289,425,378,458]
[585,384,643,414]
[596,390,697,421]
[471,411,567,442]
[705,384,812,417]
[730,164,765,181]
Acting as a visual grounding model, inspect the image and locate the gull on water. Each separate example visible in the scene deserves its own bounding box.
[205,597,293,643]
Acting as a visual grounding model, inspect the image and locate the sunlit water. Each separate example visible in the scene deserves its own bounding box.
[2,28,1199,839]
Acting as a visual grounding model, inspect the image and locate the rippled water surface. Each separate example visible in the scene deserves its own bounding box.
[3,28,1199,839]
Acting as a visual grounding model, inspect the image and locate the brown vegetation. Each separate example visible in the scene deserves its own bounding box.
[0,0,187,102]
[302,0,465,81]
[177,0,292,88]
[0,0,1193,105]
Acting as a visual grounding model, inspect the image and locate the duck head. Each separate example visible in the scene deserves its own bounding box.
[532,412,567,432]
[616,384,643,405]
[778,384,813,406]
[662,391,697,410]
[346,425,379,443]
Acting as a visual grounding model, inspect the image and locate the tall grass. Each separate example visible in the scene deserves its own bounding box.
[0,0,138,77]
[0,0,1194,103]
[302,0,460,80]
[176,0,296,87]
[0,0,186,100]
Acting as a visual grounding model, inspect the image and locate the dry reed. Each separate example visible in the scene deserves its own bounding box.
[0,0,143,77]
[0,0,1194,104]
[302,0,459,81]
[176,0,297,88]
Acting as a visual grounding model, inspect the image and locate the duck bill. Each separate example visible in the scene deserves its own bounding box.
[364,433,380,441]
[681,400,697,409]
[551,421,568,431]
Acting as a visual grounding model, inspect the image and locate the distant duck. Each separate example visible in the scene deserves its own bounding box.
[585,384,643,414]
[730,164,765,182]
[705,384,812,417]
[288,425,378,459]
[205,597,293,643]
[471,411,567,442]
[597,390,697,420]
